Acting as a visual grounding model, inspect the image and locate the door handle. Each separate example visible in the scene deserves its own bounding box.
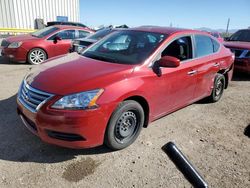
[213,63,220,67]
[187,70,197,75]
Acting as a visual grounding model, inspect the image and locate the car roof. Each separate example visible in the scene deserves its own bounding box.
[48,21,82,24]
[237,29,250,31]
[129,26,203,35]
[52,25,93,31]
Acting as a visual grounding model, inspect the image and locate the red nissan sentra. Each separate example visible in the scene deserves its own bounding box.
[1,25,93,64]
[17,26,234,150]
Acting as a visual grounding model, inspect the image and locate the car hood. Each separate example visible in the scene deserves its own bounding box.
[6,34,39,43]
[25,53,134,95]
[224,41,250,50]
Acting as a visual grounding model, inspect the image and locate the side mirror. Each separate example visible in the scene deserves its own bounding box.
[53,36,62,44]
[224,37,230,41]
[159,56,180,68]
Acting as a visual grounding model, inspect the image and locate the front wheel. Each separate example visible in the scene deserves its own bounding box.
[104,100,145,150]
[27,48,47,65]
[207,73,225,102]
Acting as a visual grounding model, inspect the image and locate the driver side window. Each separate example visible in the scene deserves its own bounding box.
[161,36,193,61]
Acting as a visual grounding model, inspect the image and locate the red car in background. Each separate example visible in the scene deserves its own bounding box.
[1,25,94,64]
[17,26,234,150]
[224,29,250,74]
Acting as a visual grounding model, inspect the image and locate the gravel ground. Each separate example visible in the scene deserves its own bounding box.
[0,57,249,188]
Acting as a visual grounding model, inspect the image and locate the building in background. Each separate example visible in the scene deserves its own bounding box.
[0,0,80,30]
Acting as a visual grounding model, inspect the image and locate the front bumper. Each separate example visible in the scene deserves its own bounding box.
[234,58,250,74]
[2,47,28,63]
[17,97,113,149]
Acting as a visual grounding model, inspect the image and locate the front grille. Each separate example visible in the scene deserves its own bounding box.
[18,80,53,113]
[46,130,86,141]
[1,39,10,47]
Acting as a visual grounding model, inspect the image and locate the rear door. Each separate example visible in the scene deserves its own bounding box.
[192,35,221,100]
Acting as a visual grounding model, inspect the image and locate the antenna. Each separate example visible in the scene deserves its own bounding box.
[226,18,230,36]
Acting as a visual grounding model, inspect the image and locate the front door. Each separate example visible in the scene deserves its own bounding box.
[150,36,198,117]
[48,30,76,56]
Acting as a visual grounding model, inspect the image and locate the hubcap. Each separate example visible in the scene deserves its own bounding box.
[30,50,46,64]
[115,111,138,143]
[215,80,223,97]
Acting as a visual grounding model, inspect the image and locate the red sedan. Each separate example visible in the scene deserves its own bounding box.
[17,26,234,150]
[1,25,93,64]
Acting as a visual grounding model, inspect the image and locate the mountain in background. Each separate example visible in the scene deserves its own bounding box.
[195,27,239,33]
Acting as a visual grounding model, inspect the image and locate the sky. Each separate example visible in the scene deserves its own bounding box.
[79,0,250,30]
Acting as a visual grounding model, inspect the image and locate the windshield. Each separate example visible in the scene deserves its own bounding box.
[31,26,59,38]
[82,30,167,65]
[229,30,250,42]
[86,28,113,40]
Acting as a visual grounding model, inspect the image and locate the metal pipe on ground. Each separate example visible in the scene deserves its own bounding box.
[162,142,208,188]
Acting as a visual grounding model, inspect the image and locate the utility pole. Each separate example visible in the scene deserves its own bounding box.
[226,18,230,36]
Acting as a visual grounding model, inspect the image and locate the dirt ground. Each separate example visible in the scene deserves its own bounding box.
[0,57,249,188]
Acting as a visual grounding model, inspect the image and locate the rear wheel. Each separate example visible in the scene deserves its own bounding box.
[207,73,225,102]
[104,100,144,150]
[28,48,47,65]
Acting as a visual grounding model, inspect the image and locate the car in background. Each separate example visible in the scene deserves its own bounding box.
[224,29,250,73]
[70,27,115,53]
[0,25,94,64]
[17,26,234,150]
[210,32,224,43]
[70,27,125,54]
[47,21,89,29]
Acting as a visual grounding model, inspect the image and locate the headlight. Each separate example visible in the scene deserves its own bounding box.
[8,42,22,48]
[51,89,104,110]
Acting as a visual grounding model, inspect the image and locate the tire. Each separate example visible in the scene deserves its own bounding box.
[27,48,47,65]
[104,100,145,150]
[207,73,225,103]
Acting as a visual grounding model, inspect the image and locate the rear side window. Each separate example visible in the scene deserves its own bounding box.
[194,35,214,57]
[212,39,220,52]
